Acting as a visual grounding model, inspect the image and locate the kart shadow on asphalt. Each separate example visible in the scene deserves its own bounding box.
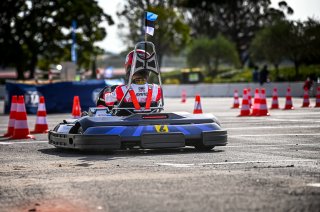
[0,137,13,141]
[38,147,224,161]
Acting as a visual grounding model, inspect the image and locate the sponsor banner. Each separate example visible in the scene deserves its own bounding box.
[4,80,117,114]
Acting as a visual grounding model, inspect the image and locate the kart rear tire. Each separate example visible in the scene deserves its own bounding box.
[194,143,215,151]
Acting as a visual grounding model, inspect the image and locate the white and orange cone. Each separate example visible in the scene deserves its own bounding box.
[193,95,203,114]
[251,88,260,116]
[238,89,250,116]
[3,95,17,137]
[257,88,270,116]
[72,96,81,118]
[315,87,320,108]
[301,88,310,107]
[31,96,48,134]
[270,87,279,109]
[231,89,240,108]
[11,96,35,139]
[283,87,294,110]
[181,89,186,103]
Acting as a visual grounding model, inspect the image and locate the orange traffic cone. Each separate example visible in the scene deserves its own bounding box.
[181,89,186,103]
[31,96,48,134]
[251,88,260,116]
[247,87,252,108]
[301,88,310,107]
[72,96,81,118]
[238,89,250,116]
[257,88,270,116]
[270,87,279,109]
[231,89,240,108]
[3,95,17,137]
[315,87,320,107]
[11,96,35,139]
[284,87,294,110]
[193,95,203,114]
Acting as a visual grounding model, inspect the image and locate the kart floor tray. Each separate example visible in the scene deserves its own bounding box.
[141,132,185,149]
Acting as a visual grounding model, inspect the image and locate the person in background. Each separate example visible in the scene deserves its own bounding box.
[303,77,313,92]
[252,66,259,83]
[259,65,269,86]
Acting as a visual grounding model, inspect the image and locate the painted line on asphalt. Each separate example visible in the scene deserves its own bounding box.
[265,112,320,116]
[157,159,316,168]
[228,133,320,137]
[0,140,48,145]
[268,118,320,123]
[226,125,320,130]
[222,111,320,116]
[306,183,320,187]
[224,143,317,148]
[198,159,316,166]
[157,163,195,168]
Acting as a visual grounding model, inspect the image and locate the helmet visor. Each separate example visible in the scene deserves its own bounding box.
[132,70,148,84]
[132,78,147,85]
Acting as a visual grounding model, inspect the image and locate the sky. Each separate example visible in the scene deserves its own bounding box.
[96,0,320,54]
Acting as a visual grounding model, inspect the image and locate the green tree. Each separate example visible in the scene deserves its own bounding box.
[303,18,320,65]
[187,34,240,77]
[187,38,213,73]
[0,0,113,80]
[176,0,293,65]
[286,20,320,78]
[250,18,320,79]
[250,20,289,79]
[118,0,190,67]
[285,21,307,78]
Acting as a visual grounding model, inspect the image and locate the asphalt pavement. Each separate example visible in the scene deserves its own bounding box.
[0,97,319,212]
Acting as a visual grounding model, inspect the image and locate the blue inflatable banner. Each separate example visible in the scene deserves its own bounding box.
[4,80,118,114]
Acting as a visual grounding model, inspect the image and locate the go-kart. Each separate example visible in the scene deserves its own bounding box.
[48,42,227,151]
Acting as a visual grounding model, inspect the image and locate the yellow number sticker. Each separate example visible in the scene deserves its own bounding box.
[155,125,169,133]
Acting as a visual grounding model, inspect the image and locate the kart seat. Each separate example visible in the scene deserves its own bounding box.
[96,85,159,116]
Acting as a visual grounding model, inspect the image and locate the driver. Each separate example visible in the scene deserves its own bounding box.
[97,49,162,115]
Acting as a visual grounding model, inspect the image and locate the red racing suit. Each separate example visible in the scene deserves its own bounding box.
[103,83,162,110]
